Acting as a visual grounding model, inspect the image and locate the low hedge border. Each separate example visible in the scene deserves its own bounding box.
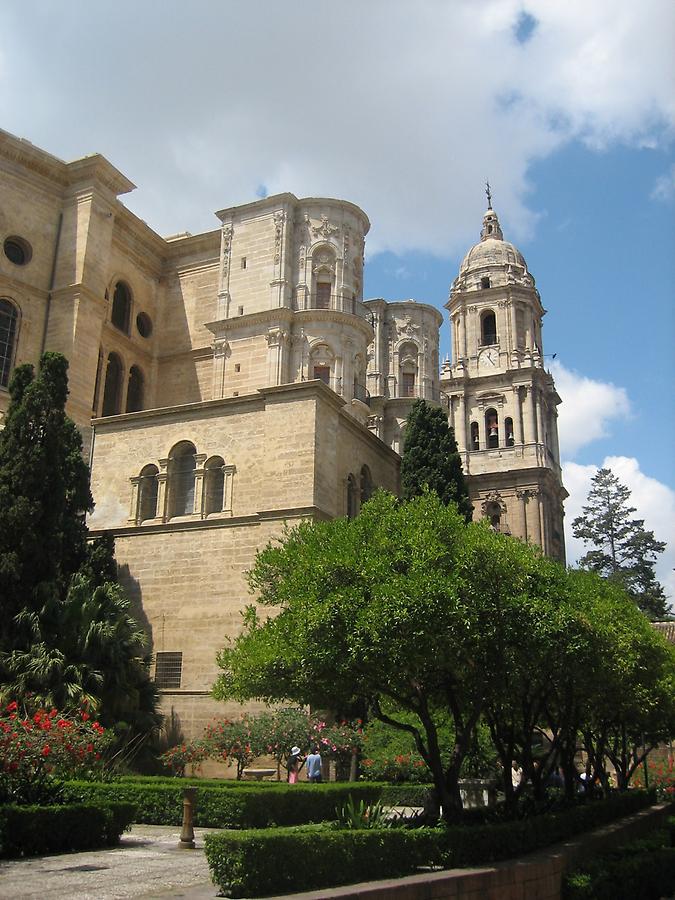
[63,780,387,828]
[0,801,136,858]
[563,816,675,899]
[205,826,440,898]
[204,791,657,897]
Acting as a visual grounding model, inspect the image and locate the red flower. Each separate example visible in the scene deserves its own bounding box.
[41,745,51,756]
[6,701,17,712]
[81,712,90,722]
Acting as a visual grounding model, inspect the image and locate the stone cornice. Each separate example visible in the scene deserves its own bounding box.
[0,128,68,189]
[205,307,294,337]
[66,155,135,197]
[370,298,443,327]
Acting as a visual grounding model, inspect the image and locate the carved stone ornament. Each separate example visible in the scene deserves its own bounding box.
[395,315,420,339]
[273,211,285,263]
[481,490,507,514]
[213,337,230,357]
[516,488,539,501]
[311,214,339,239]
[220,224,233,278]
[266,327,289,347]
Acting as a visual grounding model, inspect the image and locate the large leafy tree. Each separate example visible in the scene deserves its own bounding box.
[400,400,472,521]
[571,467,669,619]
[0,353,159,745]
[0,353,92,649]
[213,491,557,820]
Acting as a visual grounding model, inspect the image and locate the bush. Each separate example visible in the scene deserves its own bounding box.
[563,819,675,899]
[0,801,135,858]
[63,779,385,828]
[203,790,659,896]
[205,826,440,897]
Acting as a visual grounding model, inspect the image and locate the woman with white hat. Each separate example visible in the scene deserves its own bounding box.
[287,746,304,784]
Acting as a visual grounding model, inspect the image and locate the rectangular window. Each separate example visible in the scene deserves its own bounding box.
[154,651,182,689]
[234,363,241,373]
[401,373,415,397]
[241,257,247,269]
[313,365,330,385]
[316,283,331,309]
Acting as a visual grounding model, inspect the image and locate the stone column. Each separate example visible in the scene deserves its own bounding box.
[456,393,467,452]
[223,464,236,515]
[128,476,141,525]
[509,299,518,354]
[523,386,536,443]
[517,489,529,542]
[530,490,542,546]
[535,391,545,447]
[217,224,233,319]
[212,338,229,400]
[513,387,524,445]
[157,462,169,522]
[459,308,467,360]
[193,454,207,516]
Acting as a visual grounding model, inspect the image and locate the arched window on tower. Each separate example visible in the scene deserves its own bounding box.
[481,310,497,346]
[480,276,491,289]
[347,474,358,519]
[126,365,144,412]
[505,416,514,446]
[138,464,159,522]
[360,465,373,505]
[485,408,499,449]
[485,501,502,532]
[0,298,19,388]
[470,421,480,450]
[204,456,225,515]
[101,352,124,416]
[169,442,197,517]
[398,342,418,398]
[111,281,132,334]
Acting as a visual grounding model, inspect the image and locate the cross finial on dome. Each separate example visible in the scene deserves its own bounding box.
[485,180,492,209]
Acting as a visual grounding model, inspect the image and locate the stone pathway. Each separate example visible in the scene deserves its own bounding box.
[0,825,221,899]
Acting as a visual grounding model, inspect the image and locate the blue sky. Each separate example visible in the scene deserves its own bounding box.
[1,0,673,597]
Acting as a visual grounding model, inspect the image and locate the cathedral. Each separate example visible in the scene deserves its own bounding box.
[0,130,566,736]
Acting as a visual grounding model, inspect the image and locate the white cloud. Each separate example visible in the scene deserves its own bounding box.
[651,164,675,201]
[551,361,631,458]
[564,457,675,606]
[0,1,671,255]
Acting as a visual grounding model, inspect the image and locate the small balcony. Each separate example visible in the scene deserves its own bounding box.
[293,292,373,324]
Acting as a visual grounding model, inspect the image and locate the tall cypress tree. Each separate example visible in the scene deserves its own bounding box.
[400,399,473,522]
[0,353,92,649]
[572,467,669,619]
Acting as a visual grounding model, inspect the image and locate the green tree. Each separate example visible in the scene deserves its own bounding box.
[0,354,92,649]
[571,467,669,619]
[0,352,160,752]
[213,491,556,820]
[400,400,472,521]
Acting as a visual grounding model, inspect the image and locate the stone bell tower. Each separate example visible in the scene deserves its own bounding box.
[440,192,567,561]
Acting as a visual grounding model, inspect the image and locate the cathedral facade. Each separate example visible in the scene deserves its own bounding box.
[0,130,565,735]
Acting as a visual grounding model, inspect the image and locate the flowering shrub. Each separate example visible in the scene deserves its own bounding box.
[159,740,209,776]
[630,754,675,801]
[313,719,365,758]
[202,717,266,779]
[360,752,432,783]
[0,700,111,805]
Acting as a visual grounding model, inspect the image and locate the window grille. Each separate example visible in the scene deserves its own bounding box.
[155,651,182,689]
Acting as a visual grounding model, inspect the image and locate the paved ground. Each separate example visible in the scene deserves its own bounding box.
[0,825,222,899]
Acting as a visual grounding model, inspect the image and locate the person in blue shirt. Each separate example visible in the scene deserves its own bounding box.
[305,746,323,783]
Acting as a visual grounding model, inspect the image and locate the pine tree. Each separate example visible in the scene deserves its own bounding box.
[571,467,669,619]
[0,353,92,649]
[400,400,473,521]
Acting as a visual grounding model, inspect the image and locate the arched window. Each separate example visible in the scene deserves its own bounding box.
[0,299,19,388]
[360,465,373,505]
[169,442,197,517]
[485,408,499,449]
[111,281,132,334]
[126,365,144,412]
[310,343,335,388]
[204,456,225,515]
[481,310,497,346]
[470,421,480,450]
[480,276,491,289]
[398,342,418,398]
[347,474,358,519]
[485,501,501,532]
[505,416,514,446]
[101,352,124,416]
[138,464,159,522]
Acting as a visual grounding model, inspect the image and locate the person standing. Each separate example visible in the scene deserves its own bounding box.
[306,746,323,783]
[287,746,303,784]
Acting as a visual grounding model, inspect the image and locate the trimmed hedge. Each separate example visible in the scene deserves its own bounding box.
[563,818,675,899]
[204,791,658,897]
[63,780,385,828]
[205,825,440,898]
[0,801,136,858]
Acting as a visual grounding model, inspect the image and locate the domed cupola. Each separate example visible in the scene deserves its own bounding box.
[452,194,535,294]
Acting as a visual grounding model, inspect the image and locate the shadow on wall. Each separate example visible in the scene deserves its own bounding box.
[118,562,153,653]
[154,274,204,406]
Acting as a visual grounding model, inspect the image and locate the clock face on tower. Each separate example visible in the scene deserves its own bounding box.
[479,347,499,369]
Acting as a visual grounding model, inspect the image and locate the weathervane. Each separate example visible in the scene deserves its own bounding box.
[485,180,493,209]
